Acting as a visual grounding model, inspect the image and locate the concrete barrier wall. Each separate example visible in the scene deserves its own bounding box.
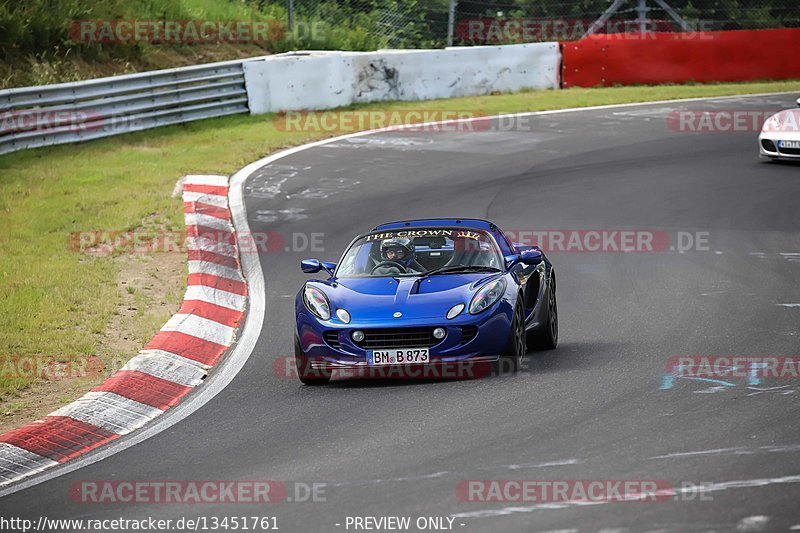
[244,43,561,114]
[243,54,357,114]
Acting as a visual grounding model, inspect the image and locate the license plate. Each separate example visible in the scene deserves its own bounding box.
[779,140,800,149]
[368,348,430,365]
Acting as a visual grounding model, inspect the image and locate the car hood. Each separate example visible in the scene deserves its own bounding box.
[763,109,800,139]
[320,273,500,321]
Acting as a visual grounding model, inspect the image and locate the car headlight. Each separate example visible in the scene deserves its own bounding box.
[469,278,507,315]
[303,285,331,320]
[447,303,465,320]
[336,308,351,324]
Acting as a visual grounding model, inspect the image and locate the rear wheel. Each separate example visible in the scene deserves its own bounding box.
[528,275,558,350]
[495,302,526,374]
[295,335,331,385]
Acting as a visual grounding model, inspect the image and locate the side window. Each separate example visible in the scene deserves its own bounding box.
[338,248,357,276]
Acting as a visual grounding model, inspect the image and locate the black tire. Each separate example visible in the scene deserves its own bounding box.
[295,335,331,385]
[495,302,526,375]
[528,275,558,350]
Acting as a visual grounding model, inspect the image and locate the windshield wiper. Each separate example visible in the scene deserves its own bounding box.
[416,264,502,281]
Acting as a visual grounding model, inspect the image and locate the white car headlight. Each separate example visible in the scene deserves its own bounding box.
[447,303,465,320]
[303,285,331,320]
[469,279,507,315]
[336,308,351,324]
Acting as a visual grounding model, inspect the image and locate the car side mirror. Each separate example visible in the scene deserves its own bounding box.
[505,249,543,269]
[301,259,336,276]
[520,249,543,265]
[301,259,322,274]
[796,97,800,108]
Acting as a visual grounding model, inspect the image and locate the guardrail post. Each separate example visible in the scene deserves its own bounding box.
[447,0,457,47]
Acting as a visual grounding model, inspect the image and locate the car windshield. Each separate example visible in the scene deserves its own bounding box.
[336,228,503,278]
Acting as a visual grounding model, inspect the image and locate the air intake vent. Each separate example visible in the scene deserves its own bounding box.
[354,328,438,349]
[323,331,341,349]
[461,326,478,344]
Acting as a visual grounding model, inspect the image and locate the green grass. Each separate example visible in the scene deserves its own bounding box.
[0,0,386,88]
[1,80,799,399]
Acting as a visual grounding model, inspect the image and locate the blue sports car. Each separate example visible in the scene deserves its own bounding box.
[294,218,557,384]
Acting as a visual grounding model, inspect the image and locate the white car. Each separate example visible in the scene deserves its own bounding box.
[759,98,800,161]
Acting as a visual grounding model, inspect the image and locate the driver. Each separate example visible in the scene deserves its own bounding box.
[379,237,424,274]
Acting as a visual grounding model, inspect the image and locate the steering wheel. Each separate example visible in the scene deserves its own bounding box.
[371,260,408,275]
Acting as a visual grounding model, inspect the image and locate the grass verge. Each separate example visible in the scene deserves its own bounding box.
[1,80,799,418]
[0,0,385,88]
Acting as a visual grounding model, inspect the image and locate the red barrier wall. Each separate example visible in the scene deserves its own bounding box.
[562,28,800,88]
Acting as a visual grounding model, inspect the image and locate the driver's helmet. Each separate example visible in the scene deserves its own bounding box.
[380,237,415,267]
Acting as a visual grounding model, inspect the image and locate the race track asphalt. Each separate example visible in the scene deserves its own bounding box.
[2,93,800,533]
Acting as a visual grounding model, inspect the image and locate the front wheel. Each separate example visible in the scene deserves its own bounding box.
[528,276,558,350]
[495,303,526,375]
[295,336,331,385]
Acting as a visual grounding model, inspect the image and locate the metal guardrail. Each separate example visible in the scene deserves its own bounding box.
[0,58,260,156]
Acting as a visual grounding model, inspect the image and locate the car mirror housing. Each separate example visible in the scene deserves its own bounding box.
[301,259,322,274]
[301,259,337,276]
[520,249,543,265]
[506,249,543,269]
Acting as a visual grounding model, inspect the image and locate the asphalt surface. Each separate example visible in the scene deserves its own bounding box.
[2,93,800,533]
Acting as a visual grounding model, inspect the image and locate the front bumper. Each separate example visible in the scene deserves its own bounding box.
[296,302,513,369]
[759,133,800,160]
[310,356,498,373]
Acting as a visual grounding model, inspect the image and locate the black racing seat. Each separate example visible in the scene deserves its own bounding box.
[444,238,484,268]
